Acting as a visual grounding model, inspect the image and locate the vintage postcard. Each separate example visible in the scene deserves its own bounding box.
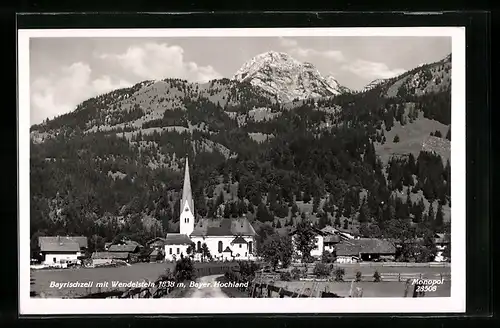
[18,27,466,314]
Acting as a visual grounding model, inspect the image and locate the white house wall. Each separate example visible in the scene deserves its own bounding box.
[190,235,256,261]
[164,244,190,261]
[42,252,80,265]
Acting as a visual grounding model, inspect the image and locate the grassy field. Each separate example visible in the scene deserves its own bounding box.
[272,280,450,297]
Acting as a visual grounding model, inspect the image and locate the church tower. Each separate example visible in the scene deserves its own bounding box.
[179,157,195,236]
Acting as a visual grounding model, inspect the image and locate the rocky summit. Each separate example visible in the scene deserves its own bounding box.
[233,51,348,102]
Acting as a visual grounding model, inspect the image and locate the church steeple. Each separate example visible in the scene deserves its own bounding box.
[181,157,194,216]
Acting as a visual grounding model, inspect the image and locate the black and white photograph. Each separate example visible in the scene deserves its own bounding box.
[18,27,466,314]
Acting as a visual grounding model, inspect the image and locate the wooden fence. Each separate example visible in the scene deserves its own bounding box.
[290,262,450,269]
[250,283,342,298]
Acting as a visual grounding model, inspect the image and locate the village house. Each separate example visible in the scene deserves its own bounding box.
[38,236,88,266]
[321,225,356,241]
[91,239,144,264]
[434,233,450,262]
[289,226,328,258]
[334,238,396,263]
[91,251,130,266]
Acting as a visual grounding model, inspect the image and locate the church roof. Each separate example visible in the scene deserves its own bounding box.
[231,236,248,244]
[190,217,256,237]
[181,157,194,214]
[223,246,232,253]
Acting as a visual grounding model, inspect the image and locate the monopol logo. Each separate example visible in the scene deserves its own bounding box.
[411,278,445,285]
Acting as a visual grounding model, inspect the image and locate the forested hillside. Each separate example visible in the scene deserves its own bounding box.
[30,53,452,252]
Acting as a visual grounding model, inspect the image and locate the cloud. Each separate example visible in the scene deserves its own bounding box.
[31,62,131,125]
[341,60,406,79]
[98,42,222,83]
[279,37,345,62]
[279,37,298,48]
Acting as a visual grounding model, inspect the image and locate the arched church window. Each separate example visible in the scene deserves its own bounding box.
[197,241,201,252]
[218,241,223,253]
[248,241,253,254]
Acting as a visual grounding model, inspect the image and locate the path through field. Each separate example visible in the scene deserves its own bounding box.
[190,275,228,298]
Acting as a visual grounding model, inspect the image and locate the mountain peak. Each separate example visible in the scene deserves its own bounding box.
[233,51,347,102]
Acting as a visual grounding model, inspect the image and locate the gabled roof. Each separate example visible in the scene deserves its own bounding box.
[108,244,139,252]
[40,240,80,253]
[223,246,232,253]
[289,226,328,237]
[91,252,129,260]
[38,236,88,249]
[335,238,396,256]
[163,234,193,245]
[324,235,341,243]
[190,217,256,237]
[231,236,247,244]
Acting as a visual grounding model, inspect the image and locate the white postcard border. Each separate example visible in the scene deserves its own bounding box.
[18,27,466,315]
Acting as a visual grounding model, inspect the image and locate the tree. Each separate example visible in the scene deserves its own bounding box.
[435,203,444,231]
[260,233,293,271]
[201,243,212,262]
[293,219,317,262]
[255,223,276,254]
[302,191,312,204]
[312,196,321,214]
[174,256,196,282]
[256,202,273,222]
[186,242,196,257]
[318,211,329,229]
[343,219,348,230]
[276,219,282,229]
[291,202,299,217]
[393,135,400,143]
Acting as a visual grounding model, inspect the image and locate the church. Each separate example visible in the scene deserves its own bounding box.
[149,158,257,262]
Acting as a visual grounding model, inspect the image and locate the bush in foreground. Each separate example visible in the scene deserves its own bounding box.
[174,256,196,282]
[313,262,331,278]
[334,267,345,282]
[373,270,381,282]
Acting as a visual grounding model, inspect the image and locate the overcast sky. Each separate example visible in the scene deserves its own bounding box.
[29,36,451,125]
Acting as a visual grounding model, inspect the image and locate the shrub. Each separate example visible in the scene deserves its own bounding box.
[355,271,362,282]
[313,262,331,278]
[290,267,302,280]
[393,135,400,143]
[174,256,196,282]
[373,270,381,282]
[334,267,345,282]
[321,250,336,263]
[279,271,292,281]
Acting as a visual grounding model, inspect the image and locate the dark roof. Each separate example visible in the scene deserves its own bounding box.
[40,241,80,253]
[324,235,341,243]
[434,233,450,244]
[335,242,360,256]
[146,237,165,246]
[223,246,232,253]
[91,252,129,259]
[336,239,396,256]
[190,218,256,237]
[231,236,247,244]
[163,234,193,245]
[108,244,139,253]
[289,226,328,237]
[38,236,88,250]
